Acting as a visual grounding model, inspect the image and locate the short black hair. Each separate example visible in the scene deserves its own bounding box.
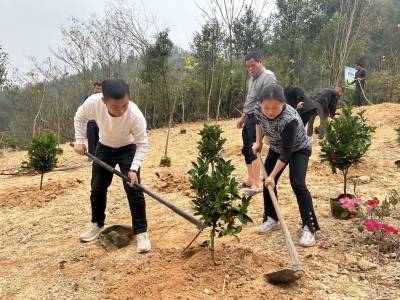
[335,86,344,93]
[101,79,130,100]
[245,51,262,62]
[93,82,102,87]
[355,62,362,67]
[259,84,286,103]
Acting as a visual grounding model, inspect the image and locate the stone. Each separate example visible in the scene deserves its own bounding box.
[358,175,371,184]
[357,258,378,271]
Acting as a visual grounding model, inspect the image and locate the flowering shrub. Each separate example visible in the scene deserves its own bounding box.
[319,104,376,195]
[339,196,362,216]
[340,190,400,254]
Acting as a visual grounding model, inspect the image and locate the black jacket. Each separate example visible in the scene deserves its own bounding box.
[311,88,340,117]
[283,85,316,116]
[350,68,368,89]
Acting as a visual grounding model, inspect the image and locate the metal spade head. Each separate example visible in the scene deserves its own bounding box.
[264,269,304,284]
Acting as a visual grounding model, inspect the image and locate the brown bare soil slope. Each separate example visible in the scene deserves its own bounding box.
[1,103,400,300]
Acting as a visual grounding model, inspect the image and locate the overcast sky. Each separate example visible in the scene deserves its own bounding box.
[0,0,205,74]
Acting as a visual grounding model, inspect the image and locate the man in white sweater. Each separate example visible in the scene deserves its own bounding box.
[73,79,151,253]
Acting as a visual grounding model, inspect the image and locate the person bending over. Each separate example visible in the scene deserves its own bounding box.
[307,87,343,141]
[283,85,316,127]
[252,84,319,247]
[74,79,151,253]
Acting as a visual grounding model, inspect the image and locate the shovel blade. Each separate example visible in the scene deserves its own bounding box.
[264,269,304,284]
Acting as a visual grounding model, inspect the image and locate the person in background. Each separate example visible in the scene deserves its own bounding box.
[349,62,368,107]
[236,51,276,196]
[74,79,151,253]
[85,82,102,162]
[307,87,344,141]
[252,84,319,247]
[283,85,316,127]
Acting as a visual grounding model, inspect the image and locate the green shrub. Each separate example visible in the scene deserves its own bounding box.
[26,132,58,190]
[188,124,252,265]
[319,104,376,196]
[0,133,26,150]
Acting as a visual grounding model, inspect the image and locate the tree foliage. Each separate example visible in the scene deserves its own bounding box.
[26,132,58,190]
[188,124,252,264]
[2,0,400,145]
[319,104,376,195]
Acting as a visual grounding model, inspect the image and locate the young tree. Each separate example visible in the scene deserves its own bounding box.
[26,132,58,190]
[319,104,376,196]
[141,30,175,166]
[188,124,252,265]
[191,21,226,122]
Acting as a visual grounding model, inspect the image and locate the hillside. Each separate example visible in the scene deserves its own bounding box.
[1,103,400,300]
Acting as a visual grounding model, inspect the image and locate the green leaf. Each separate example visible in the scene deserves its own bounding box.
[237,213,253,224]
[234,235,240,243]
[200,240,210,248]
[341,211,349,218]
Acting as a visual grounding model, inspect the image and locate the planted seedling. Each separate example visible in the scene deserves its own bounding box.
[26,132,58,190]
[188,124,252,265]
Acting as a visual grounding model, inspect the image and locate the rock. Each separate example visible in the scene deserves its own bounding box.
[357,258,378,271]
[358,175,371,183]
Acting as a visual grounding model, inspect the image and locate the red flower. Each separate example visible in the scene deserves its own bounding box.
[392,229,399,234]
[330,152,338,160]
[367,199,380,206]
[349,214,355,219]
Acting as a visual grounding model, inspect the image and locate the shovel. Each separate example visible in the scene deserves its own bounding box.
[256,152,304,284]
[70,142,204,248]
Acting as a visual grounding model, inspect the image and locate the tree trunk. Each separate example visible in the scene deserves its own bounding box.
[40,172,44,190]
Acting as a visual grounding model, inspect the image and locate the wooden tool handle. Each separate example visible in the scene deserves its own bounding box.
[256,153,303,271]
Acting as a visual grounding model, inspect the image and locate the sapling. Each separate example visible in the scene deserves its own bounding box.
[26,132,58,190]
[319,103,376,196]
[188,124,252,265]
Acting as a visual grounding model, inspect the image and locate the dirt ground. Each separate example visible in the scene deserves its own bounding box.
[1,103,400,300]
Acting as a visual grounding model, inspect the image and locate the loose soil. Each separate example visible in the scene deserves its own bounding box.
[1,103,400,300]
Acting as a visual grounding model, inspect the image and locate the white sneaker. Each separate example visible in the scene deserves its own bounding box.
[136,232,151,253]
[257,216,281,234]
[79,223,104,242]
[299,225,315,247]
